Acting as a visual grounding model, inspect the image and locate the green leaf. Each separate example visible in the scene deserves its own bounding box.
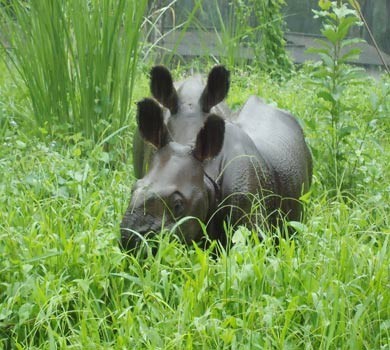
[339,125,358,138]
[313,38,333,50]
[313,9,330,18]
[322,27,339,44]
[0,307,12,322]
[338,17,359,40]
[341,38,364,48]
[333,5,358,20]
[232,227,249,245]
[340,48,361,63]
[318,0,332,11]
[318,90,335,103]
[299,190,312,204]
[18,303,34,323]
[288,221,308,234]
[318,52,334,67]
[341,67,366,81]
[99,151,110,164]
[16,140,26,149]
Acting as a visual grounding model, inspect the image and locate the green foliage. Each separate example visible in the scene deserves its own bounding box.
[196,0,292,75]
[0,2,389,347]
[1,65,389,349]
[0,0,148,141]
[251,0,293,77]
[306,0,369,191]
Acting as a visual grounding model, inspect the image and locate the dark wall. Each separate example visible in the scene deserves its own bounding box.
[151,0,390,54]
[284,0,390,54]
[284,0,322,34]
[360,0,390,53]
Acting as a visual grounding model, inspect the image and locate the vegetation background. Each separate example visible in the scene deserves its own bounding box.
[0,0,389,349]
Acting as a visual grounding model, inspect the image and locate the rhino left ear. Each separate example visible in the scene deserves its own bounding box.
[200,65,230,113]
[137,98,170,149]
[193,114,225,162]
[150,65,178,114]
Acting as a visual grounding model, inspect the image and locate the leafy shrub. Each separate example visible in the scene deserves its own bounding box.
[306,0,370,192]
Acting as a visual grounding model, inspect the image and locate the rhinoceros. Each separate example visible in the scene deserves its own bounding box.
[120,66,312,251]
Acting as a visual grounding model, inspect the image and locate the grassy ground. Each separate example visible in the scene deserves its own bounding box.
[0,59,389,349]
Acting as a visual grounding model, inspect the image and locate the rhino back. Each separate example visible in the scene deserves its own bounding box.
[236,96,312,220]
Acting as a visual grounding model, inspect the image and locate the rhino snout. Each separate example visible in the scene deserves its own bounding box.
[120,209,165,251]
[120,227,142,251]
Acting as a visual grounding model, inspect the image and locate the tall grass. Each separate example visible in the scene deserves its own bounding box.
[0,142,389,348]
[0,2,389,348]
[0,0,148,141]
[0,66,389,349]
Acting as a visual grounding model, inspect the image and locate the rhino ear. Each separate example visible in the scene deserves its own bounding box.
[200,65,230,113]
[137,98,170,149]
[150,65,178,114]
[193,114,225,162]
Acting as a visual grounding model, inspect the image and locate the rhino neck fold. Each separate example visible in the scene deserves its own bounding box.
[204,170,220,220]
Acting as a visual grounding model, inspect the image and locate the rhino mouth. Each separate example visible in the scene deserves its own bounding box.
[120,227,147,252]
[119,211,168,252]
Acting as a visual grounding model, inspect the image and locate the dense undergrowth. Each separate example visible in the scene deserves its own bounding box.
[1,54,389,348]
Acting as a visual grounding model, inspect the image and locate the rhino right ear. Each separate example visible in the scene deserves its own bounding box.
[200,65,230,113]
[193,114,225,162]
[137,98,170,149]
[150,65,178,114]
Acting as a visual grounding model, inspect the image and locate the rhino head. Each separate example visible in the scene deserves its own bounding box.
[120,98,225,252]
[133,65,231,179]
